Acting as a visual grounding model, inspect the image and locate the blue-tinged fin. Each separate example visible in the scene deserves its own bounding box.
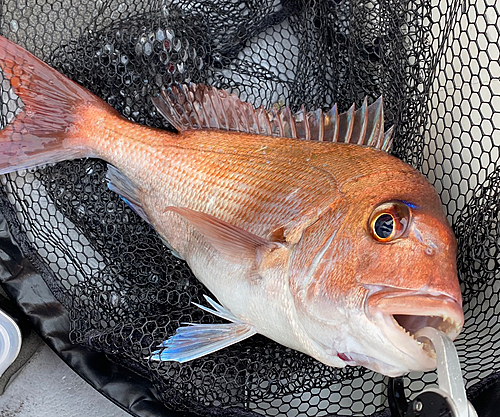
[106,165,150,223]
[158,235,184,260]
[106,166,186,259]
[148,295,257,363]
[152,83,394,152]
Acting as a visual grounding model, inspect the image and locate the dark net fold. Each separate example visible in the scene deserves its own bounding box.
[0,0,499,416]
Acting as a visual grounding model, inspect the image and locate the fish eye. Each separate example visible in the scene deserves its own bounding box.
[373,213,395,240]
[369,202,411,243]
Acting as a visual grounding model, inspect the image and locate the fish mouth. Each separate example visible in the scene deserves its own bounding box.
[368,291,464,360]
[390,313,460,358]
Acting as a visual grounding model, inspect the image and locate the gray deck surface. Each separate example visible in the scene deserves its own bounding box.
[0,341,130,417]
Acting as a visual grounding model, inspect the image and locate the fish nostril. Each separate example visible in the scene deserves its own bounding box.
[415,228,438,255]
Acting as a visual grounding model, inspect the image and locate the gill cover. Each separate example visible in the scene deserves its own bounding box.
[288,207,351,321]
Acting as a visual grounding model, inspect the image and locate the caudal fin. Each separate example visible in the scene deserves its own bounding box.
[0,36,106,174]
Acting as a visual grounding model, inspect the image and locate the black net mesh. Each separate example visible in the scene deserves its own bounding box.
[0,0,499,416]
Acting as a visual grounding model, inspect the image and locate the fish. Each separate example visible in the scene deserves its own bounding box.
[0,35,464,377]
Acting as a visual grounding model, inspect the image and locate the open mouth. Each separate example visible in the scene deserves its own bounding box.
[391,314,461,356]
[369,292,464,358]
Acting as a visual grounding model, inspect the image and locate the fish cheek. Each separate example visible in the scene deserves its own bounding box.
[356,245,380,272]
[288,208,367,333]
[299,265,371,359]
[297,241,364,322]
[354,232,432,291]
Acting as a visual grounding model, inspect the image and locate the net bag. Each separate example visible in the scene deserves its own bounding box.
[0,0,499,416]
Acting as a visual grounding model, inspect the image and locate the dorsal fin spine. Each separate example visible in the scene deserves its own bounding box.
[230,94,242,131]
[372,99,384,149]
[302,105,311,140]
[192,96,206,129]
[190,87,205,128]
[160,91,183,131]
[170,87,189,129]
[199,90,212,129]
[239,98,252,132]
[215,90,229,129]
[191,89,205,128]
[323,104,338,143]
[257,107,272,135]
[337,104,355,144]
[224,94,237,130]
[237,97,250,132]
[382,126,394,151]
[175,88,191,129]
[373,105,383,148]
[332,104,339,142]
[206,90,220,129]
[289,108,297,138]
[351,98,368,145]
[245,103,259,134]
[152,83,393,153]
[183,86,202,129]
[233,96,244,131]
[280,106,297,139]
[272,108,284,137]
[365,96,383,148]
[176,86,191,128]
[346,104,355,143]
[318,109,324,142]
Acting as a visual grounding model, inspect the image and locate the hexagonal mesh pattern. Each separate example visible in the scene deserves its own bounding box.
[0,0,499,416]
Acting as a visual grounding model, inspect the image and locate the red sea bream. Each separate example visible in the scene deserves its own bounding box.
[0,36,464,376]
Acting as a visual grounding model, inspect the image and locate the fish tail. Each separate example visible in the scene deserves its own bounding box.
[0,36,107,174]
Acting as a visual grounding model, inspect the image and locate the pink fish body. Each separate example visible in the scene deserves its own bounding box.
[0,36,463,376]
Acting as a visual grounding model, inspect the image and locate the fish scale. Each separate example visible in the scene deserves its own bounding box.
[79,108,341,238]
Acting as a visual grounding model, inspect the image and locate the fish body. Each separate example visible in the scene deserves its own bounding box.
[0,36,464,376]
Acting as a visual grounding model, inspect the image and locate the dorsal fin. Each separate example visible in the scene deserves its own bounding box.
[152,84,394,152]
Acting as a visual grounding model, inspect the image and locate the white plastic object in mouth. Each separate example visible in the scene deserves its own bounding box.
[0,307,22,377]
[415,327,477,417]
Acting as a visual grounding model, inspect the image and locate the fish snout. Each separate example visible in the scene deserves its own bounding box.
[411,218,462,306]
[413,213,457,259]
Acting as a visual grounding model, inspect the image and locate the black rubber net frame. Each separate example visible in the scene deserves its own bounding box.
[0,0,499,416]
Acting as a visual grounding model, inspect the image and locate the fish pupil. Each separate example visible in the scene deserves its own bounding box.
[374,214,394,239]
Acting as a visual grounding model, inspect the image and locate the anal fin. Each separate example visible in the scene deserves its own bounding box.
[148,295,256,363]
[106,165,150,223]
[159,236,185,260]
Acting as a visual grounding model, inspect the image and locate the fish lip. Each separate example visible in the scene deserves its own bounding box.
[366,288,464,360]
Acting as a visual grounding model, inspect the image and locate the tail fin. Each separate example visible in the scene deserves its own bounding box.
[0,36,104,174]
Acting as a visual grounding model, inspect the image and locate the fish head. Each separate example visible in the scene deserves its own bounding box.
[288,160,464,376]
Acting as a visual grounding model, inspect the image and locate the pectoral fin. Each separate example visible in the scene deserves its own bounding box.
[165,206,281,262]
[149,295,256,363]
